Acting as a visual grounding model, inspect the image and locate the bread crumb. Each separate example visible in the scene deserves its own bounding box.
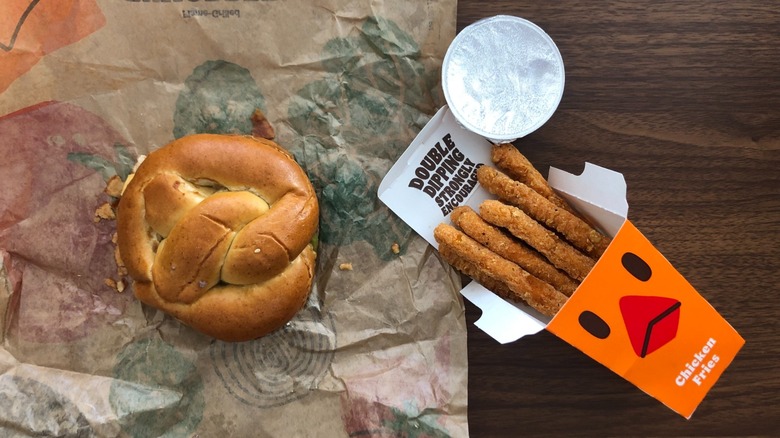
[94,203,115,222]
[104,278,117,289]
[254,248,261,254]
[339,263,353,271]
[110,234,128,290]
[105,175,124,198]
[114,246,127,277]
[391,243,400,254]
[251,108,276,140]
[113,246,123,265]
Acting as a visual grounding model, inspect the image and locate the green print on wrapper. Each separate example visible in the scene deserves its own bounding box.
[173,60,267,139]
[287,16,439,259]
[384,405,451,438]
[210,307,336,408]
[109,337,204,438]
[67,142,136,183]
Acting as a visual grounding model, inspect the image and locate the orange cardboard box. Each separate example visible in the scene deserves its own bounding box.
[547,220,744,418]
[378,106,744,418]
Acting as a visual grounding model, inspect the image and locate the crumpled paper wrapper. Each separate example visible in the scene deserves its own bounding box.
[0,1,467,436]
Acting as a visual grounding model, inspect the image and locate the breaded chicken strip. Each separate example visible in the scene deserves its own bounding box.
[479,200,595,281]
[450,206,579,296]
[477,165,610,258]
[434,223,567,317]
[491,143,575,214]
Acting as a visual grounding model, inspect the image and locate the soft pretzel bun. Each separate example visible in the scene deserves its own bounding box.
[117,134,319,341]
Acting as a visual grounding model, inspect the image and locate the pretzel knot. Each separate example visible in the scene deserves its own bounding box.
[117,134,319,341]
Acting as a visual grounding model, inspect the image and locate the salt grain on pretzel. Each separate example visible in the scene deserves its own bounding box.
[434,223,568,316]
[450,206,579,296]
[479,200,595,282]
[477,165,610,258]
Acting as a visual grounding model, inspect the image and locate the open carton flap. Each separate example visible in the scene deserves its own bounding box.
[460,281,548,344]
[548,163,629,237]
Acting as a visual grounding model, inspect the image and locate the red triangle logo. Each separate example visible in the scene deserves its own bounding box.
[619,296,681,358]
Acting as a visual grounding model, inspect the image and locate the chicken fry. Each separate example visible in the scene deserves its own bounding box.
[450,206,579,296]
[477,165,610,258]
[438,243,516,301]
[434,223,568,317]
[479,200,595,281]
[492,143,575,214]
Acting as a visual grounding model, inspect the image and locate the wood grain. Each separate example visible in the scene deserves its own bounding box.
[457,1,780,435]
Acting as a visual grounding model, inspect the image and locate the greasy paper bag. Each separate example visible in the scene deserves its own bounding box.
[0,1,466,436]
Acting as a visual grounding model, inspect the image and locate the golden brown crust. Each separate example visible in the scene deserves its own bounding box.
[479,200,595,282]
[117,134,319,341]
[450,206,579,296]
[438,242,516,301]
[134,246,315,342]
[492,143,576,214]
[477,165,610,258]
[434,223,567,317]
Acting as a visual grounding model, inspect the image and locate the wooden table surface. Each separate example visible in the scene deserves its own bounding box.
[456,2,780,436]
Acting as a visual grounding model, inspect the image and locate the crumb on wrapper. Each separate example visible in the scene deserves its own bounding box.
[104,175,124,198]
[94,203,115,222]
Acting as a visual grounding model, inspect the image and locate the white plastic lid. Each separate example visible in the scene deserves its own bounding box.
[442,15,565,142]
